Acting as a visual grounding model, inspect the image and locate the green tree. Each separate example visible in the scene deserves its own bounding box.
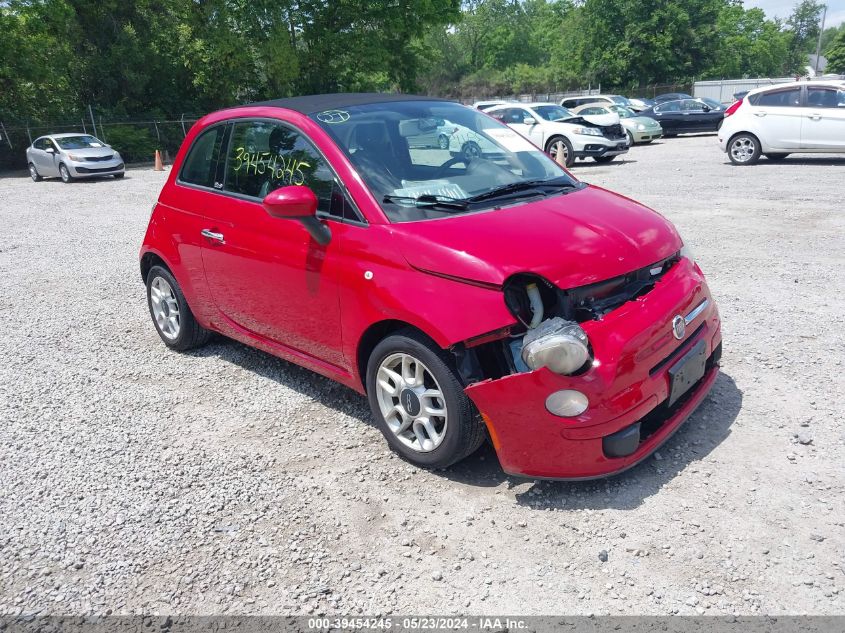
[826,27,845,74]
[786,0,824,57]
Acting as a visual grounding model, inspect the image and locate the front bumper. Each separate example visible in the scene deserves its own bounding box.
[66,159,125,177]
[573,139,629,159]
[631,128,663,143]
[465,258,722,479]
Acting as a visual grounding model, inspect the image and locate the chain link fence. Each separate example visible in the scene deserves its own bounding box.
[458,82,695,106]
[0,112,203,173]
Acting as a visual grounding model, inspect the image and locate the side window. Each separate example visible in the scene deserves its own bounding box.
[806,87,843,109]
[33,138,45,150]
[180,125,227,188]
[658,101,681,113]
[682,100,703,112]
[224,120,359,221]
[755,88,801,107]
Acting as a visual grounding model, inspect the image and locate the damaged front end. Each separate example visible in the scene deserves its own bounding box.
[451,253,721,479]
[452,252,680,386]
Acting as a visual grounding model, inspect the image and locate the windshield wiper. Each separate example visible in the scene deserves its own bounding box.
[382,194,468,211]
[466,178,578,204]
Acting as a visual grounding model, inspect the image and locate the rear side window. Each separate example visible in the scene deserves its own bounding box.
[656,101,681,113]
[752,88,801,107]
[180,125,228,188]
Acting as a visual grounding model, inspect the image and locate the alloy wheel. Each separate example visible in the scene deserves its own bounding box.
[375,352,448,453]
[60,164,71,182]
[549,139,568,164]
[29,164,39,181]
[149,276,181,340]
[730,137,756,163]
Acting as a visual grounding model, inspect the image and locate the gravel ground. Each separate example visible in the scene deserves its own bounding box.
[0,135,843,617]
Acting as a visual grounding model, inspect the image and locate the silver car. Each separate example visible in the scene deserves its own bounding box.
[26,133,125,183]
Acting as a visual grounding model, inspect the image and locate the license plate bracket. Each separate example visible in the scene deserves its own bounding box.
[667,339,707,407]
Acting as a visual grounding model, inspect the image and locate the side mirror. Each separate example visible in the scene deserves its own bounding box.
[262,185,331,245]
[523,117,536,125]
[702,105,711,112]
[45,147,56,154]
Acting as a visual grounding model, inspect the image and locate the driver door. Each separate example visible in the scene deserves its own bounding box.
[198,119,349,366]
[506,108,544,148]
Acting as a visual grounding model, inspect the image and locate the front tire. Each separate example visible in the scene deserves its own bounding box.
[114,172,125,179]
[29,163,42,182]
[146,265,212,351]
[366,329,485,469]
[626,130,635,146]
[438,134,450,150]
[59,163,74,183]
[545,135,574,168]
[728,133,761,165]
[461,141,482,161]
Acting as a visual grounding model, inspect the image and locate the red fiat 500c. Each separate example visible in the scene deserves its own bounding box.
[140,93,722,479]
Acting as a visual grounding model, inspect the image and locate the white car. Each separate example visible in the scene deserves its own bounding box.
[472,100,510,111]
[718,80,845,165]
[485,102,629,167]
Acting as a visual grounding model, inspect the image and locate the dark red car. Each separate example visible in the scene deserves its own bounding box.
[140,93,722,479]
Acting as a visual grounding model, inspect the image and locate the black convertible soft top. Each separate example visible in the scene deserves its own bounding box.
[238,93,452,115]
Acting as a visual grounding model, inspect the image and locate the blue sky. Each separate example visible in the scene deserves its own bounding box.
[744,0,845,28]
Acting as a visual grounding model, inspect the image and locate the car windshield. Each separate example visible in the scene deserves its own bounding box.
[610,96,629,104]
[54,135,105,149]
[532,105,574,121]
[609,105,635,118]
[312,100,578,222]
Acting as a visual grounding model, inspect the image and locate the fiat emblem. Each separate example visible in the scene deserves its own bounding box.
[672,315,686,340]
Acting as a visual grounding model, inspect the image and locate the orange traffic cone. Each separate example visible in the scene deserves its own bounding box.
[154,150,164,171]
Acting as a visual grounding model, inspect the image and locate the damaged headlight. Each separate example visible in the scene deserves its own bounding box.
[521,317,591,375]
[572,126,603,136]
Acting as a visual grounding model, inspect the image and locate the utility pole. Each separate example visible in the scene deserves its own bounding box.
[814,5,827,76]
[88,104,98,139]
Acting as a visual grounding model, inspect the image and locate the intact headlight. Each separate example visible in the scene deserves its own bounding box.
[572,127,603,137]
[67,153,81,161]
[636,123,645,130]
[521,318,591,375]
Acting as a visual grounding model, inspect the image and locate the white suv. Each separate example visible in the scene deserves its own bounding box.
[485,102,629,167]
[719,80,845,165]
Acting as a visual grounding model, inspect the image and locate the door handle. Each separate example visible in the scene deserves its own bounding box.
[754,112,767,117]
[201,229,225,243]
[808,113,822,120]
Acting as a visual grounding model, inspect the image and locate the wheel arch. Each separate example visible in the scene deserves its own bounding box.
[140,251,172,283]
[356,319,439,392]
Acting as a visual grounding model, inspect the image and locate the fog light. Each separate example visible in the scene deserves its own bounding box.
[545,390,589,417]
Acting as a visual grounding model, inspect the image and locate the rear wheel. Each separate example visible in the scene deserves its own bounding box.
[146,265,212,351]
[59,163,73,183]
[437,134,450,150]
[29,163,42,182]
[545,135,574,168]
[593,155,616,163]
[367,329,485,469]
[461,141,482,161]
[728,133,761,166]
[764,153,789,161]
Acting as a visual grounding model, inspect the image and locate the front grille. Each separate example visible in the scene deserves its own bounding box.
[600,124,626,140]
[564,253,680,321]
[76,163,124,174]
[85,154,115,162]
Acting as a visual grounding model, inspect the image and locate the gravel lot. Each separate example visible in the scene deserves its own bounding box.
[1,135,843,617]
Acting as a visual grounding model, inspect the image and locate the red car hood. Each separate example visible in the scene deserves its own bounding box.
[390,185,682,289]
